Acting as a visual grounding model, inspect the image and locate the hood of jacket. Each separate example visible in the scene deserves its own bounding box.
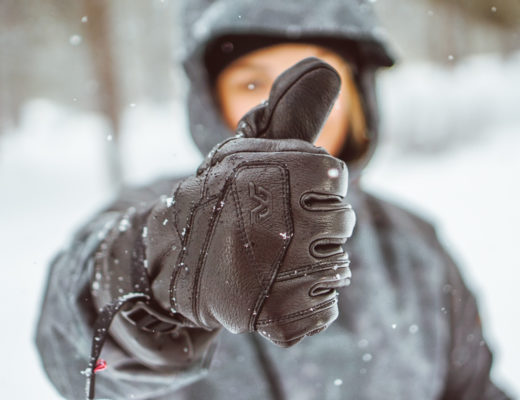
[180,0,395,177]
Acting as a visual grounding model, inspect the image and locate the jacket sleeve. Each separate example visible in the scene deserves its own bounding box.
[35,179,220,400]
[439,243,511,400]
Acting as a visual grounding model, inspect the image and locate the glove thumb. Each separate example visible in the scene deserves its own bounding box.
[236,57,341,144]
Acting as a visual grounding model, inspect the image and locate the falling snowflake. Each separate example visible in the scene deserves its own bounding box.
[328,168,339,178]
[69,35,82,46]
[118,218,131,232]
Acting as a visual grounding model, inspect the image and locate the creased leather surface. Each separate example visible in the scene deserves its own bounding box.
[149,58,356,346]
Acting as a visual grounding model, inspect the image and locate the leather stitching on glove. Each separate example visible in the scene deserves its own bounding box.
[274,261,350,280]
[255,298,337,326]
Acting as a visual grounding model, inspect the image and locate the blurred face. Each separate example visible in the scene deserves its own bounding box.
[215,43,353,156]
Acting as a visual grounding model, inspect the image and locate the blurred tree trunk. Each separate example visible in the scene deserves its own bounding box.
[0,1,22,138]
[81,0,122,189]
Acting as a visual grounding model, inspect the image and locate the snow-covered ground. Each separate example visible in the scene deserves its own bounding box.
[1,53,518,398]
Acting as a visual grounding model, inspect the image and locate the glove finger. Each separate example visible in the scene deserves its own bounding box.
[256,298,339,348]
[201,137,326,171]
[236,57,341,143]
[287,153,354,260]
[252,153,354,346]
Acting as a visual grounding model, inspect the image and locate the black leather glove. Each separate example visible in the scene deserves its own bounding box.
[147,57,356,347]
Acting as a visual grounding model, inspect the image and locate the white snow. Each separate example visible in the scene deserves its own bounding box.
[327,168,339,178]
[0,102,109,399]
[1,52,519,398]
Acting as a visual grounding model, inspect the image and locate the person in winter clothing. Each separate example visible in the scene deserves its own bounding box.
[36,0,511,399]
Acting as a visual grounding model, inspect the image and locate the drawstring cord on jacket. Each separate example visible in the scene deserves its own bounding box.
[84,292,150,400]
[85,213,153,399]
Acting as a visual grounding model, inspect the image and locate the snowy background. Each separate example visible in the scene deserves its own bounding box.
[1,0,519,398]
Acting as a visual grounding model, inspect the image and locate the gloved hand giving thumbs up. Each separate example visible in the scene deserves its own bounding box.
[152,57,356,346]
[93,58,356,351]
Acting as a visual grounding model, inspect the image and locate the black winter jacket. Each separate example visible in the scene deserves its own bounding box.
[36,177,509,399]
